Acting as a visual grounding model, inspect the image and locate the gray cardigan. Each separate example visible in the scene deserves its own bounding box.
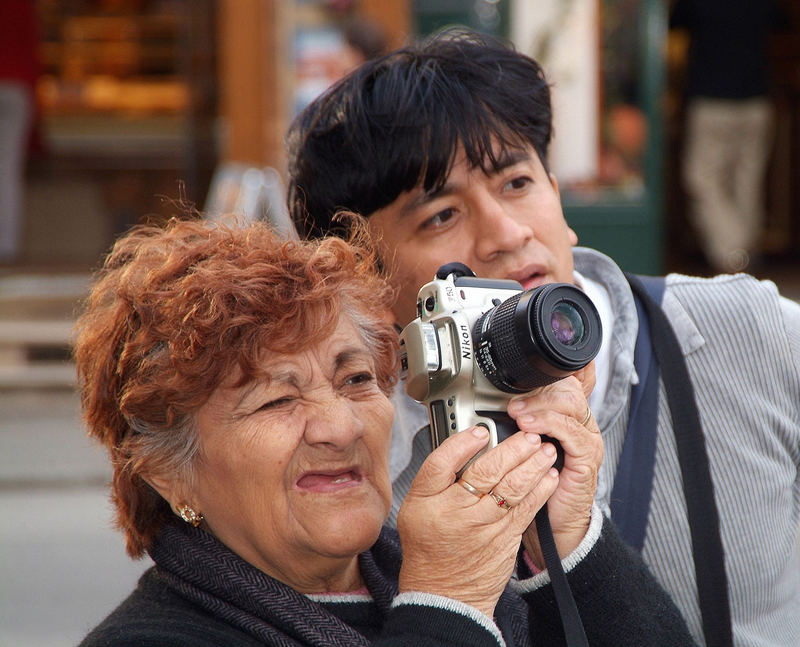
[388,247,800,647]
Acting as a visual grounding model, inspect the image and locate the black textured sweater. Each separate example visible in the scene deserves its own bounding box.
[79,516,697,647]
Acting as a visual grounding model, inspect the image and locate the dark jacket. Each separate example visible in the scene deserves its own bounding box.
[79,515,697,647]
[670,0,786,99]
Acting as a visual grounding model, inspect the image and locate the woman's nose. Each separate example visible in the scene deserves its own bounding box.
[303,395,365,448]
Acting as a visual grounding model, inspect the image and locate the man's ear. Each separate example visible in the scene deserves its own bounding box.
[549,172,561,199]
[568,227,579,246]
[550,172,579,246]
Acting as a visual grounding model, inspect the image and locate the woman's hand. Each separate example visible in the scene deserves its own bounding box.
[397,425,559,617]
[507,371,603,568]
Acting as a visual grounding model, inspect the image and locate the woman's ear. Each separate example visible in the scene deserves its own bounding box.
[142,472,183,513]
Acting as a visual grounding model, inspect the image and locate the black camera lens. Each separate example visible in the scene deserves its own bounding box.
[473,283,602,393]
[551,302,585,346]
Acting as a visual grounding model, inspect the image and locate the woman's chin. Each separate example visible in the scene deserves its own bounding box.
[303,508,387,557]
[292,482,390,548]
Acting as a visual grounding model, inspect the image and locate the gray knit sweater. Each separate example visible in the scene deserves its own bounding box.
[388,248,800,647]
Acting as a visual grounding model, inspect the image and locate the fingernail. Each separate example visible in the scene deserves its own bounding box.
[525,432,541,445]
[472,426,489,439]
[542,443,557,456]
[507,399,523,414]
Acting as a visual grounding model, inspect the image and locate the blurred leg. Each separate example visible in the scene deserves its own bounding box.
[731,98,773,258]
[683,99,746,271]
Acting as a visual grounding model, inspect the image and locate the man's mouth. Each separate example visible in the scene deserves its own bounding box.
[506,263,549,292]
[518,275,548,292]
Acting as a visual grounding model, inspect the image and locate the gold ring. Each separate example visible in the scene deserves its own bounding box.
[580,405,592,427]
[489,491,513,510]
[458,479,485,499]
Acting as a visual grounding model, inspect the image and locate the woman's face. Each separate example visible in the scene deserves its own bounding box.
[185,315,394,593]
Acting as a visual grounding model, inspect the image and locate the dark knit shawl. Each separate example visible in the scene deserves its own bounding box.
[149,518,530,647]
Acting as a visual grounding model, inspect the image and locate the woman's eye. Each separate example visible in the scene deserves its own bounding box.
[345,372,376,387]
[257,397,294,412]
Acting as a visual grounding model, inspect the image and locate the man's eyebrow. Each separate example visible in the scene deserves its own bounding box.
[492,147,531,170]
[399,148,533,218]
[399,185,455,217]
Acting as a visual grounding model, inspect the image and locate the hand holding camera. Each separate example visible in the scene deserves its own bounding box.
[508,376,604,567]
[400,263,604,563]
[397,424,560,618]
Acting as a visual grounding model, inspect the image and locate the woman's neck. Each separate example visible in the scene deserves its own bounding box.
[284,555,366,594]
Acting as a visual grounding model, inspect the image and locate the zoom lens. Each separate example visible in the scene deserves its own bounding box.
[551,302,585,346]
[473,283,602,393]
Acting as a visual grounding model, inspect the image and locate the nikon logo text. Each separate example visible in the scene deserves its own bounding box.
[460,324,471,359]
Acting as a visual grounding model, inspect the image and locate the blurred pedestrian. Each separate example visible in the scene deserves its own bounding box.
[670,0,787,273]
[0,0,40,264]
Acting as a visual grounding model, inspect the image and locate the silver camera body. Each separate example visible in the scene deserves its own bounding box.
[399,263,602,461]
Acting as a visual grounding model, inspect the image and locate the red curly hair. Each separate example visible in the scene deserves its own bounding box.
[74,216,398,558]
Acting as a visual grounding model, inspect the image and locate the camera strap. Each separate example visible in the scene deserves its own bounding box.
[614,273,733,647]
[535,505,589,647]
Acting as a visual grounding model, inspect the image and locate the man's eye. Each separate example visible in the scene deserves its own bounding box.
[421,208,455,230]
[504,176,532,191]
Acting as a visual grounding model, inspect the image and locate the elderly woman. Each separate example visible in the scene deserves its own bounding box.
[75,218,696,647]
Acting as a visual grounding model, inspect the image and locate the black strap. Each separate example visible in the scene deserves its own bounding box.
[490,414,587,645]
[535,505,589,647]
[610,276,663,550]
[625,274,733,647]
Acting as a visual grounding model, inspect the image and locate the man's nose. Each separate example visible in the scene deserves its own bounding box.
[472,193,532,261]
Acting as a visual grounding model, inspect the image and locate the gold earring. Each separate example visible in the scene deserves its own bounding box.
[177,504,204,527]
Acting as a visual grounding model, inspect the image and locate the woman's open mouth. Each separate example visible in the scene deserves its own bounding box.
[296,470,363,492]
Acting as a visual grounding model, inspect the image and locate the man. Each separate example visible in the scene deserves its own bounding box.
[285,29,800,646]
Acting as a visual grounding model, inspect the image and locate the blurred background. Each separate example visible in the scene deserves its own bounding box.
[1,1,799,645]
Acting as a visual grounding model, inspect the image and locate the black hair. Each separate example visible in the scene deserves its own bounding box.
[286,27,553,239]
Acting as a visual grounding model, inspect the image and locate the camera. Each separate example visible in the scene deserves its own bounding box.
[399,262,602,467]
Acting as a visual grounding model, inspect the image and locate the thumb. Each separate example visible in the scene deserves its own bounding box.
[408,426,491,497]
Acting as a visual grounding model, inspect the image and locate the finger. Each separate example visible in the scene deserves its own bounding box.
[509,466,560,522]
[409,426,491,497]
[472,443,560,527]
[488,441,559,506]
[507,376,585,419]
[459,431,545,495]
[514,407,603,467]
[507,382,602,469]
[508,377,599,437]
[572,361,597,399]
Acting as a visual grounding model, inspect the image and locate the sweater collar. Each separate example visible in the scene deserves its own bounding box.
[149,518,402,647]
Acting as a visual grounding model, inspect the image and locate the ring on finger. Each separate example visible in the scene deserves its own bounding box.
[458,479,485,499]
[580,405,592,427]
[489,490,513,510]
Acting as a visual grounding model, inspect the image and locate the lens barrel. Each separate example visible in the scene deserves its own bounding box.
[473,283,602,393]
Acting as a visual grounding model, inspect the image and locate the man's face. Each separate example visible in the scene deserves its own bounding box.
[367,144,578,325]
